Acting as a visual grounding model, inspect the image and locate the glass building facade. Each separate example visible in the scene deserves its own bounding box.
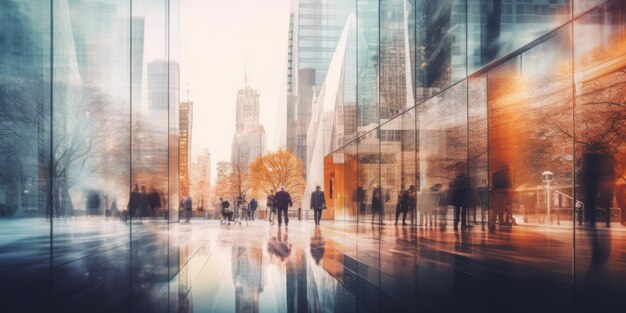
[1,0,626,312]
[318,0,626,311]
[0,0,183,312]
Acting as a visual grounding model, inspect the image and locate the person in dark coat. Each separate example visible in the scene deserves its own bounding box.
[267,190,276,224]
[138,186,149,221]
[183,196,192,222]
[128,184,140,220]
[450,162,469,230]
[581,142,616,228]
[148,187,161,217]
[490,165,512,231]
[220,197,233,222]
[310,185,326,226]
[371,187,383,224]
[249,198,258,220]
[395,187,410,226]
[274,186,293,227]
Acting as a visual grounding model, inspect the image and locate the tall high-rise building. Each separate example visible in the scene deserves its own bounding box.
[179,100,193,197]
[147,60,179,111]
[191,150,210,209]
[231,75,265,165]
[285,0,353,174]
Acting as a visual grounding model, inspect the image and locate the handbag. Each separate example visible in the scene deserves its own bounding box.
[321,203,326,209]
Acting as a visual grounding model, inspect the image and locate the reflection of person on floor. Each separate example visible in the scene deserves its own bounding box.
[395,186,410,226]
[371,187,384,225]
[450,162,469,230]
[581,142,616,228]
[267,227,292,261]
[274,187,293,227]
[309,227,325,264]
[310,185,326,226]
[490,165,512,231]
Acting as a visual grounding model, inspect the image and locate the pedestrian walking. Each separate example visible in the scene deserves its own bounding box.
[274,186,293,227]
[267,190,276,224]
[310,185,326,226]
[183,195,192,222]
[249,198,258,220]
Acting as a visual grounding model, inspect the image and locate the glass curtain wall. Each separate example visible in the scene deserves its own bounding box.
[324,0,626,311]
[0,1,51,312]
[0,0,181,312]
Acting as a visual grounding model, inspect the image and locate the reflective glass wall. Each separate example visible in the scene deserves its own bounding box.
[324,0,626,311]
[0,1,181,312]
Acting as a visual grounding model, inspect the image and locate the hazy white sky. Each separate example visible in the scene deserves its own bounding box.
[179,0,291,181]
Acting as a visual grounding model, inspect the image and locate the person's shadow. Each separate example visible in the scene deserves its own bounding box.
[310,227,326,265]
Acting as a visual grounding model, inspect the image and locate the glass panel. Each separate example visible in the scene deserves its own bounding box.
[415,0,467,101]
[468,74,488,229]
[574,1,626,310]
[575,0,608,16]
[487,28,574,310]
[414,80,468,311]
[379,109,418,311]
[380,0,416,121]
[467,0,571,74]
[131,1,172,311]
[51,0,131,310]
[0,1,52,311]
[357,0,379,129]
[356,131,381,311]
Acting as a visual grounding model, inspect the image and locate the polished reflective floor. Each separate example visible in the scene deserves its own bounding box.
[1,218,626,313]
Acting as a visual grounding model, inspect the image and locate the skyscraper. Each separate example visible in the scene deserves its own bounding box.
[231,75,265,165]
[147,60,180,111]
[179,100,193,197]
[285,0,353,173]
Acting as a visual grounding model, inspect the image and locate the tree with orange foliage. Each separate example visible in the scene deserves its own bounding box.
[249,149,306,207]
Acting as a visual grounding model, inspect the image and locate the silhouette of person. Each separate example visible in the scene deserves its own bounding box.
[450,162,469,230]
[490,165,512,231]
[274,186,293,227]
[138,185,148,220]
[580,142,616,273]
[128,184,140,221]
[581,142,616,228]
[395,186,410,226]
[310,185,326,226]
[371,187,383,225]
[147,187,161,217]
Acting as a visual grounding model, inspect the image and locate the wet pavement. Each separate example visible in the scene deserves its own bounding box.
[1,218,626,312]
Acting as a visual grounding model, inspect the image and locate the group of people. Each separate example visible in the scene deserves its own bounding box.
[217,185,328,227]
[127,184,162,220]
[218,196,259,225]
